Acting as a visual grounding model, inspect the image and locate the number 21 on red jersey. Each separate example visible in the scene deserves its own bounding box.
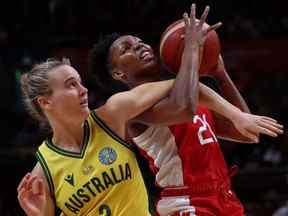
[193,114,217,145]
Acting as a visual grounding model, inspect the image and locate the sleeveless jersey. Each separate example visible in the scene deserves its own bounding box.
[36,111,150,216]
[133,106,229,188]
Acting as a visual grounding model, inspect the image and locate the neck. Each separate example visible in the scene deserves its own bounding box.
[127,66,162,89]
[127,76,159,88]
[49,116,85,151]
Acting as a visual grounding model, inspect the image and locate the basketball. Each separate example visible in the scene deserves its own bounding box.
[160,19,221,75]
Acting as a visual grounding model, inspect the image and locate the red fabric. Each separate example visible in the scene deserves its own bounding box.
[157,106,244,215]
[175,193,243,216]
[169,106,229,186]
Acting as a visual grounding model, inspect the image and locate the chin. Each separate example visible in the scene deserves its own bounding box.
[142,62,159,76]
[81,107,90,119]
[146,57,159,66]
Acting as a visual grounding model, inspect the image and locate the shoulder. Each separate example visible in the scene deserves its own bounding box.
[95,91,132,118]
[31,162,45,177]
[31,163,51,193]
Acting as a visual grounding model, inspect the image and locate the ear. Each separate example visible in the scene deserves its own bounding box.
[37,96,52,111]
[112,69,126,81]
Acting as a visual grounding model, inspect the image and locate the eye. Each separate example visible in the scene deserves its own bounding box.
[120,41,134,55]
[69,80,77,88]
[120,45,129,55]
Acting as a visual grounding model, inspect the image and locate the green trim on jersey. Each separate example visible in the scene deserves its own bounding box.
[36,151,55,194]
[91,110,134,151]
[44,121,90,158]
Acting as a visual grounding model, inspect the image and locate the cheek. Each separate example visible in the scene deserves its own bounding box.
[51,92,77,110]
[120,54,139,69]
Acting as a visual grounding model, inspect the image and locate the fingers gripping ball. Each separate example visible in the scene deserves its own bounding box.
[160,19,221,75]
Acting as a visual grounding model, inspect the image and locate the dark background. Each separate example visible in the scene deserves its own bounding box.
[1,0,288,215]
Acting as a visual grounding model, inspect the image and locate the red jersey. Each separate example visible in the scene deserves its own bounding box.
[133,106,244,215]
[133,106,229,188]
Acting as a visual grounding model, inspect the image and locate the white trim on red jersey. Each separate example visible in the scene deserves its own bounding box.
[157,196,196,216]
[133,125,184,187]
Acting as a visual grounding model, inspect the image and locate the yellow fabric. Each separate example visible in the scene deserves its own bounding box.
[37,111,150,216]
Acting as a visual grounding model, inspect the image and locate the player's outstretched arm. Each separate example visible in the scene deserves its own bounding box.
[17,164,55,216]
[96,79,174,137]
[199,83,283,142]
[212,111,283,143]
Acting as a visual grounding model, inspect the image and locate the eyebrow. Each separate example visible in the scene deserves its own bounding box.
[64,76,81,84]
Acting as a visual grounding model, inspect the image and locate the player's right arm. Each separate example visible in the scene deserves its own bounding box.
[17,163,55,216]
[158,5,222,115]
[96,79,174,138]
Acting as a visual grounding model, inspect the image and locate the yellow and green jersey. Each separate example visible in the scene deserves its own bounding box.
[36,110,150,216]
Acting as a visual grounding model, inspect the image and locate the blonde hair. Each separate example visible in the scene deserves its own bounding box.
[21,58,71,123]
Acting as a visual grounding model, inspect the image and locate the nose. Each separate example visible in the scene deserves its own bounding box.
[133,42,151,51]
[79,83,88,96]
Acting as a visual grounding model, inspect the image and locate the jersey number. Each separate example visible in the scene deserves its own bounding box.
[193,114,217,145]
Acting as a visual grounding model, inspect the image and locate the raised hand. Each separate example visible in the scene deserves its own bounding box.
[174,4,222,110]
[232,112,284,142]
[183,4,222,49]
[17,173,49,216]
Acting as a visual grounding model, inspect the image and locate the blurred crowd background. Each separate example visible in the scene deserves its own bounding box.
[1,0,288,215]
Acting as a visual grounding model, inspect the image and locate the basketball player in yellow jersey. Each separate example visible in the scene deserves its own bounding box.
[36,110,150,216]
[17,58,178,216]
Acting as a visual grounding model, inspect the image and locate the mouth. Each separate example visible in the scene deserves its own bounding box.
[139,49,154,62]
[80,98,88,106]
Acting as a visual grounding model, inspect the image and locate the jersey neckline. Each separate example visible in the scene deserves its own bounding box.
[44,120,90,158]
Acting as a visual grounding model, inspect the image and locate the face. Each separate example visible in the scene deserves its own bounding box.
[41,65,89,123]
[110,35,159,83]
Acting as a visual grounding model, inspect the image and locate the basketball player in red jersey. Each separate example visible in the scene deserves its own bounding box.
[88,4,283,216]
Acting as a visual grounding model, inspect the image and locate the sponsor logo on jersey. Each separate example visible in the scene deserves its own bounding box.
[65,173,75,186]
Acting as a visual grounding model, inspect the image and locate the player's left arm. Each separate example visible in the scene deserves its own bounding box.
[210,55,250,113]
[212,111,257,143]
[207,55,283,142]
[203,54,251,141]
[198,83,283,142]
[213,111,284,143]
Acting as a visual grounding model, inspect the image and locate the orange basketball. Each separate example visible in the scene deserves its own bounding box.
[160,19,221,75]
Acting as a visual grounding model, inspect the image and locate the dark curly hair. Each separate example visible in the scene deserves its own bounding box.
[88,33,129,97]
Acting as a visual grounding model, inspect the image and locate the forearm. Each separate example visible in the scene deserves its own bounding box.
[128,79,174,119]
[214,68,250,113]
[134,97,193,126]
[169,46,200,114]
[199,83,242,121]
[44,202,55,216]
